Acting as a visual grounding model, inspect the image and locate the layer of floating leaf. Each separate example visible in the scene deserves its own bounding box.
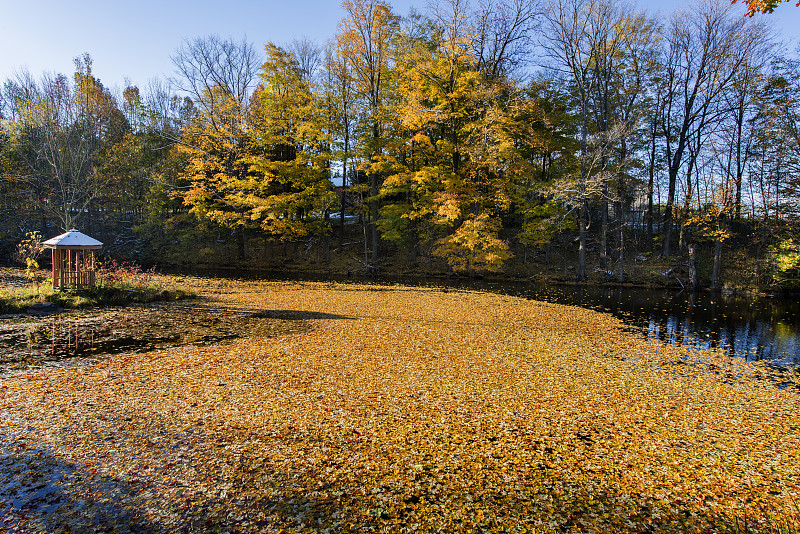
[1,278,798,533]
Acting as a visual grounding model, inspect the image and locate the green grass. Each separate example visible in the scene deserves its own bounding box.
[0,278,195,314]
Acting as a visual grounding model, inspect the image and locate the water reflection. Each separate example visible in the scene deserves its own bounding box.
[500,283,800,369]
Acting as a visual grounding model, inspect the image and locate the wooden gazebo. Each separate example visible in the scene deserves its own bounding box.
[43,229,103,290]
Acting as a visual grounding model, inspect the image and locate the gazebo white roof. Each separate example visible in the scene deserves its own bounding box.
[43,229,103,249]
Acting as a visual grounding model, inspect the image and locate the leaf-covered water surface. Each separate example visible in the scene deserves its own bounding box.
[0,299,311,370]
[1,278,798,533]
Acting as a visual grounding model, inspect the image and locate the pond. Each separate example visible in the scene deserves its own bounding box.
[0,301,312,372]
[493,282,800,370]
[184,268,800,370]
[5,268,797,371]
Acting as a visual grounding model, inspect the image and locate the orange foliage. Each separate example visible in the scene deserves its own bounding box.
[734,0,800,16]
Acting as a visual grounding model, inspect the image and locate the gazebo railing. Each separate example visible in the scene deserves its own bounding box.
[54,268,96,290]
[51,248,98,290]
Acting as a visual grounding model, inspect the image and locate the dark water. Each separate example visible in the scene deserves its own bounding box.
[423,277,799,369]
[497,283,800,369]
[177,268,800,369]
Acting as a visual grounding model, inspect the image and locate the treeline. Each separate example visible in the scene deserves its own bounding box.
[1,0,800,288]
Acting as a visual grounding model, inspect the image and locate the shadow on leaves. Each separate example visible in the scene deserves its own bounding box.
[0,442,158,533]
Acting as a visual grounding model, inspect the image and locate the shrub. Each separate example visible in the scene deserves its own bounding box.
[97,259,156,289]
[14,231,46,290]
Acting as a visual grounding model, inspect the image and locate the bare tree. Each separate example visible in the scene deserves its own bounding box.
[170,34,258,119]
[659,0,762,257]
[717,23,773,221]
[604,14,660,282]
[541,0,620,280]
[289,37,323,83]
[471,0,538,81]
[142,76,191,134]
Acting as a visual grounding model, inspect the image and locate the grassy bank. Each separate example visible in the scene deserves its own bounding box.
[1,278,798,532]
[0,267,195,315]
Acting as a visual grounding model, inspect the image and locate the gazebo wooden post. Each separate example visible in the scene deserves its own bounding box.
[51,248,58,289]
[89,249,96,287]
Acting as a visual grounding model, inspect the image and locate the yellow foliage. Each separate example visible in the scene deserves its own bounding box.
[433,191,462,224]
[433,213,512,273]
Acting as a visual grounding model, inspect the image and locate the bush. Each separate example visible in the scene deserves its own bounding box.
[769,238,800,290]
[14,231,46,290]
[97,259,156,289]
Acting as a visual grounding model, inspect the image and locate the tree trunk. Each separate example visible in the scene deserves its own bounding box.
[370,172,379,268]
[339,188,346,254]
[646,117,657,239]
[239,230,249,261]
[578,198,587,281]
[711,237,722,290]
[601,181,608,269]
[688,243,698,291]
[339,153,348,253]
[363,211,370,271]
[662,167,678,258]
[617,201,624,284]
[577,93,589,282]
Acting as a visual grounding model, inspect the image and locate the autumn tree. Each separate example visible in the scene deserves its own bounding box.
[338,0,400,267]
[381,0,528,274]
[0,89,30,242]
[718,56,800,288]
[733,0,799,16]
[172,35,259,258]
[658,0,761,257]
[749,58,800,222]
[381,4,477,265]
[512,79,579,265]
[1,56,127,234]
[244,43,338,247]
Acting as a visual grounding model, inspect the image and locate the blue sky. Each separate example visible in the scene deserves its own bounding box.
[1,0,798,92]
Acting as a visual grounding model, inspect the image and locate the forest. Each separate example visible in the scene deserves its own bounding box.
[1,0,799,290]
